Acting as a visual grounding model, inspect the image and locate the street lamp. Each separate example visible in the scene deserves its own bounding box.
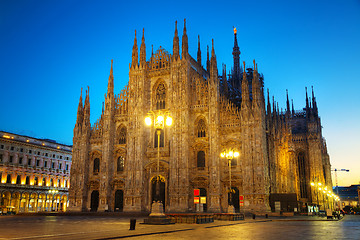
[310,182,320,214]
[145,110,172,215]
[220,149,239,213]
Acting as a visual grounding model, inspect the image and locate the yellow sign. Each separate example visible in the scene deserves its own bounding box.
[200,197,206,204]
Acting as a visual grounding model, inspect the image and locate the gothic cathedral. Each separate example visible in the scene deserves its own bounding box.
[69,20,332,213]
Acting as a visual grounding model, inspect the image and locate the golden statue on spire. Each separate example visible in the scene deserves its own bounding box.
[234,27,237,34]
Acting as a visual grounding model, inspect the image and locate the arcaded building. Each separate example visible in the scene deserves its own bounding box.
[69,21,332,213]
[0,131,72,213]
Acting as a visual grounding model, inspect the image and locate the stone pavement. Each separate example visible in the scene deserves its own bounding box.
[0,214,345,240]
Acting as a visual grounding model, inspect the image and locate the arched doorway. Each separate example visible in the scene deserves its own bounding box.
[90,190,99,212]
[60,195,68,212]
[29,193,37,212]
[12,192,20,213]
[38,194,46,212]
[114,190,123,212]
[20,192,29,213]
[151,176,166,210]
[229,187,240,213]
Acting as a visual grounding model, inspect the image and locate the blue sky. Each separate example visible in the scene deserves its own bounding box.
[1,0,359,186]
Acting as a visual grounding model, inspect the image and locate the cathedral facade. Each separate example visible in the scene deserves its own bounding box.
[69,21,332,213]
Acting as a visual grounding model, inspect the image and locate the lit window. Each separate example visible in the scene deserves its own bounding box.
[117,156,125,172]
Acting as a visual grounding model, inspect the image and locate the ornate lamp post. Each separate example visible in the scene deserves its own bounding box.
[145,111,172,216]
[220,149,239,213]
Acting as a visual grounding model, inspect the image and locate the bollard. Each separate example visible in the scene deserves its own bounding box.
[265,214,268,218]
[129,219,136,230]
[252,214,256,220]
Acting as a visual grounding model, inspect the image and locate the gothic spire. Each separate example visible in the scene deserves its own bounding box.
[222,64,228,96]
[272,96,276,119]
[182,18,188,58]
[83,86,90,128]
[267,88,271,116]
[305,87,310,118]
[241,61,250,108]
[131,30,138,68]
[232,27,241,83]
[252,59,260,103]
[286,89,290,113]
[312,86,318,115]
[206,45,210,72]
[105,60,115,114]
[291,99,295,116]
[210,39,217,80]
[197,35,201,65]
[211,39,215,59]
[107,60,114,97]
[173,20,180,60]
[140,28,146,67]
[76,88,84,126]
[305,87,309,108]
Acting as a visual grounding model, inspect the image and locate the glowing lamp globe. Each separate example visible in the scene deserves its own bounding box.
[145,117,152,126]
[166,116,173,126]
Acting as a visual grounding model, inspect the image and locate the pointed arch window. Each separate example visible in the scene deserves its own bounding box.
[50,178,54,187]
[154,130,164,148]
[298,152,308,198]
[197,151,205,168]
[155,83,166,110]
[197,119,206,138]
[34,177,38,186]
[119,127,127,144]
[93,158,100,174]
[117,156,125,172]
[42,177,46,186]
